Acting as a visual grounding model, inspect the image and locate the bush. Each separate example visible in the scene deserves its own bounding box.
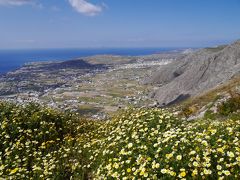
[181,105,198,117]
[1,102,240,179]
[0,102,97,179]
[218,92,240,116]
[204,110,216,120]
[81,108,240,179]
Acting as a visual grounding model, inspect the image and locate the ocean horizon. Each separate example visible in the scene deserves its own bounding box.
[0,48,180,74]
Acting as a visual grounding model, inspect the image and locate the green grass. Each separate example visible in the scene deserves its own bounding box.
[205,45,227,53]
[77,105,102,115]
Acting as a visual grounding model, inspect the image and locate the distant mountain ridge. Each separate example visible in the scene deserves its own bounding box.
[146,40,240,105]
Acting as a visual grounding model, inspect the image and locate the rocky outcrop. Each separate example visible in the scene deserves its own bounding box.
[147,40,240,105]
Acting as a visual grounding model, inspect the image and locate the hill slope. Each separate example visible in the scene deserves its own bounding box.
[1,102,240,179]
[147,40,240,105]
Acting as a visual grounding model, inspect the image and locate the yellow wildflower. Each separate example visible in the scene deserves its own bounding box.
[176,155,182,161]
[127,143,133,148]
[217,165,222,170]
[193,161,199,167]
[9,168,18,175]
[180,171,186,177]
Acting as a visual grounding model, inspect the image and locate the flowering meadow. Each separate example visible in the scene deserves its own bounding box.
[0,102,90,179]
[0,101,240,179]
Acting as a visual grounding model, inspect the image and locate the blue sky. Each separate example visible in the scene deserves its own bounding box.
[0,0,240,49]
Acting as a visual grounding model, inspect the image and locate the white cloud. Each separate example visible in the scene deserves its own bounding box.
[68,0,103,16]
[0,0,103,16]
[0,0,33,6]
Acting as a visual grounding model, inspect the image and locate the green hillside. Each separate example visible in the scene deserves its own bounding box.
[0,99,240,179]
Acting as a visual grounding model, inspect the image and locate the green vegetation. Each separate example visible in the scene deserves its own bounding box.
[218,92,240,116]
[0,101,240,179]
[205,45,227,53]
[203,109,215,120]
[181,76,240,117]
[77,105,103,115]
[0,102,97,179]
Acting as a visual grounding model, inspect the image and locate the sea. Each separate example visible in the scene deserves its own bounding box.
[0,48,178,74]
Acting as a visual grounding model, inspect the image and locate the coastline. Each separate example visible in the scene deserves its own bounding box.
[0,48,183,74]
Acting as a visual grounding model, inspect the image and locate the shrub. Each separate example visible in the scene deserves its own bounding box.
[204,109,216,120]
[0,102,95,179]
[81,108,240,179]
[217,92,240,116]
[1,103,240,179]
[181,105,198,117]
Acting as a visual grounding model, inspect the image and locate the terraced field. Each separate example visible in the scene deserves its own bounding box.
[0,54,179,119]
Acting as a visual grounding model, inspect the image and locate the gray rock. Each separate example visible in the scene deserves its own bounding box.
[147,40,240,105]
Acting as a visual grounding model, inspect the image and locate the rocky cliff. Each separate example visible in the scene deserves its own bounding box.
[147,40,240,105]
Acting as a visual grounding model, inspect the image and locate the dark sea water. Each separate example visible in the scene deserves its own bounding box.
[0,48,176,74]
